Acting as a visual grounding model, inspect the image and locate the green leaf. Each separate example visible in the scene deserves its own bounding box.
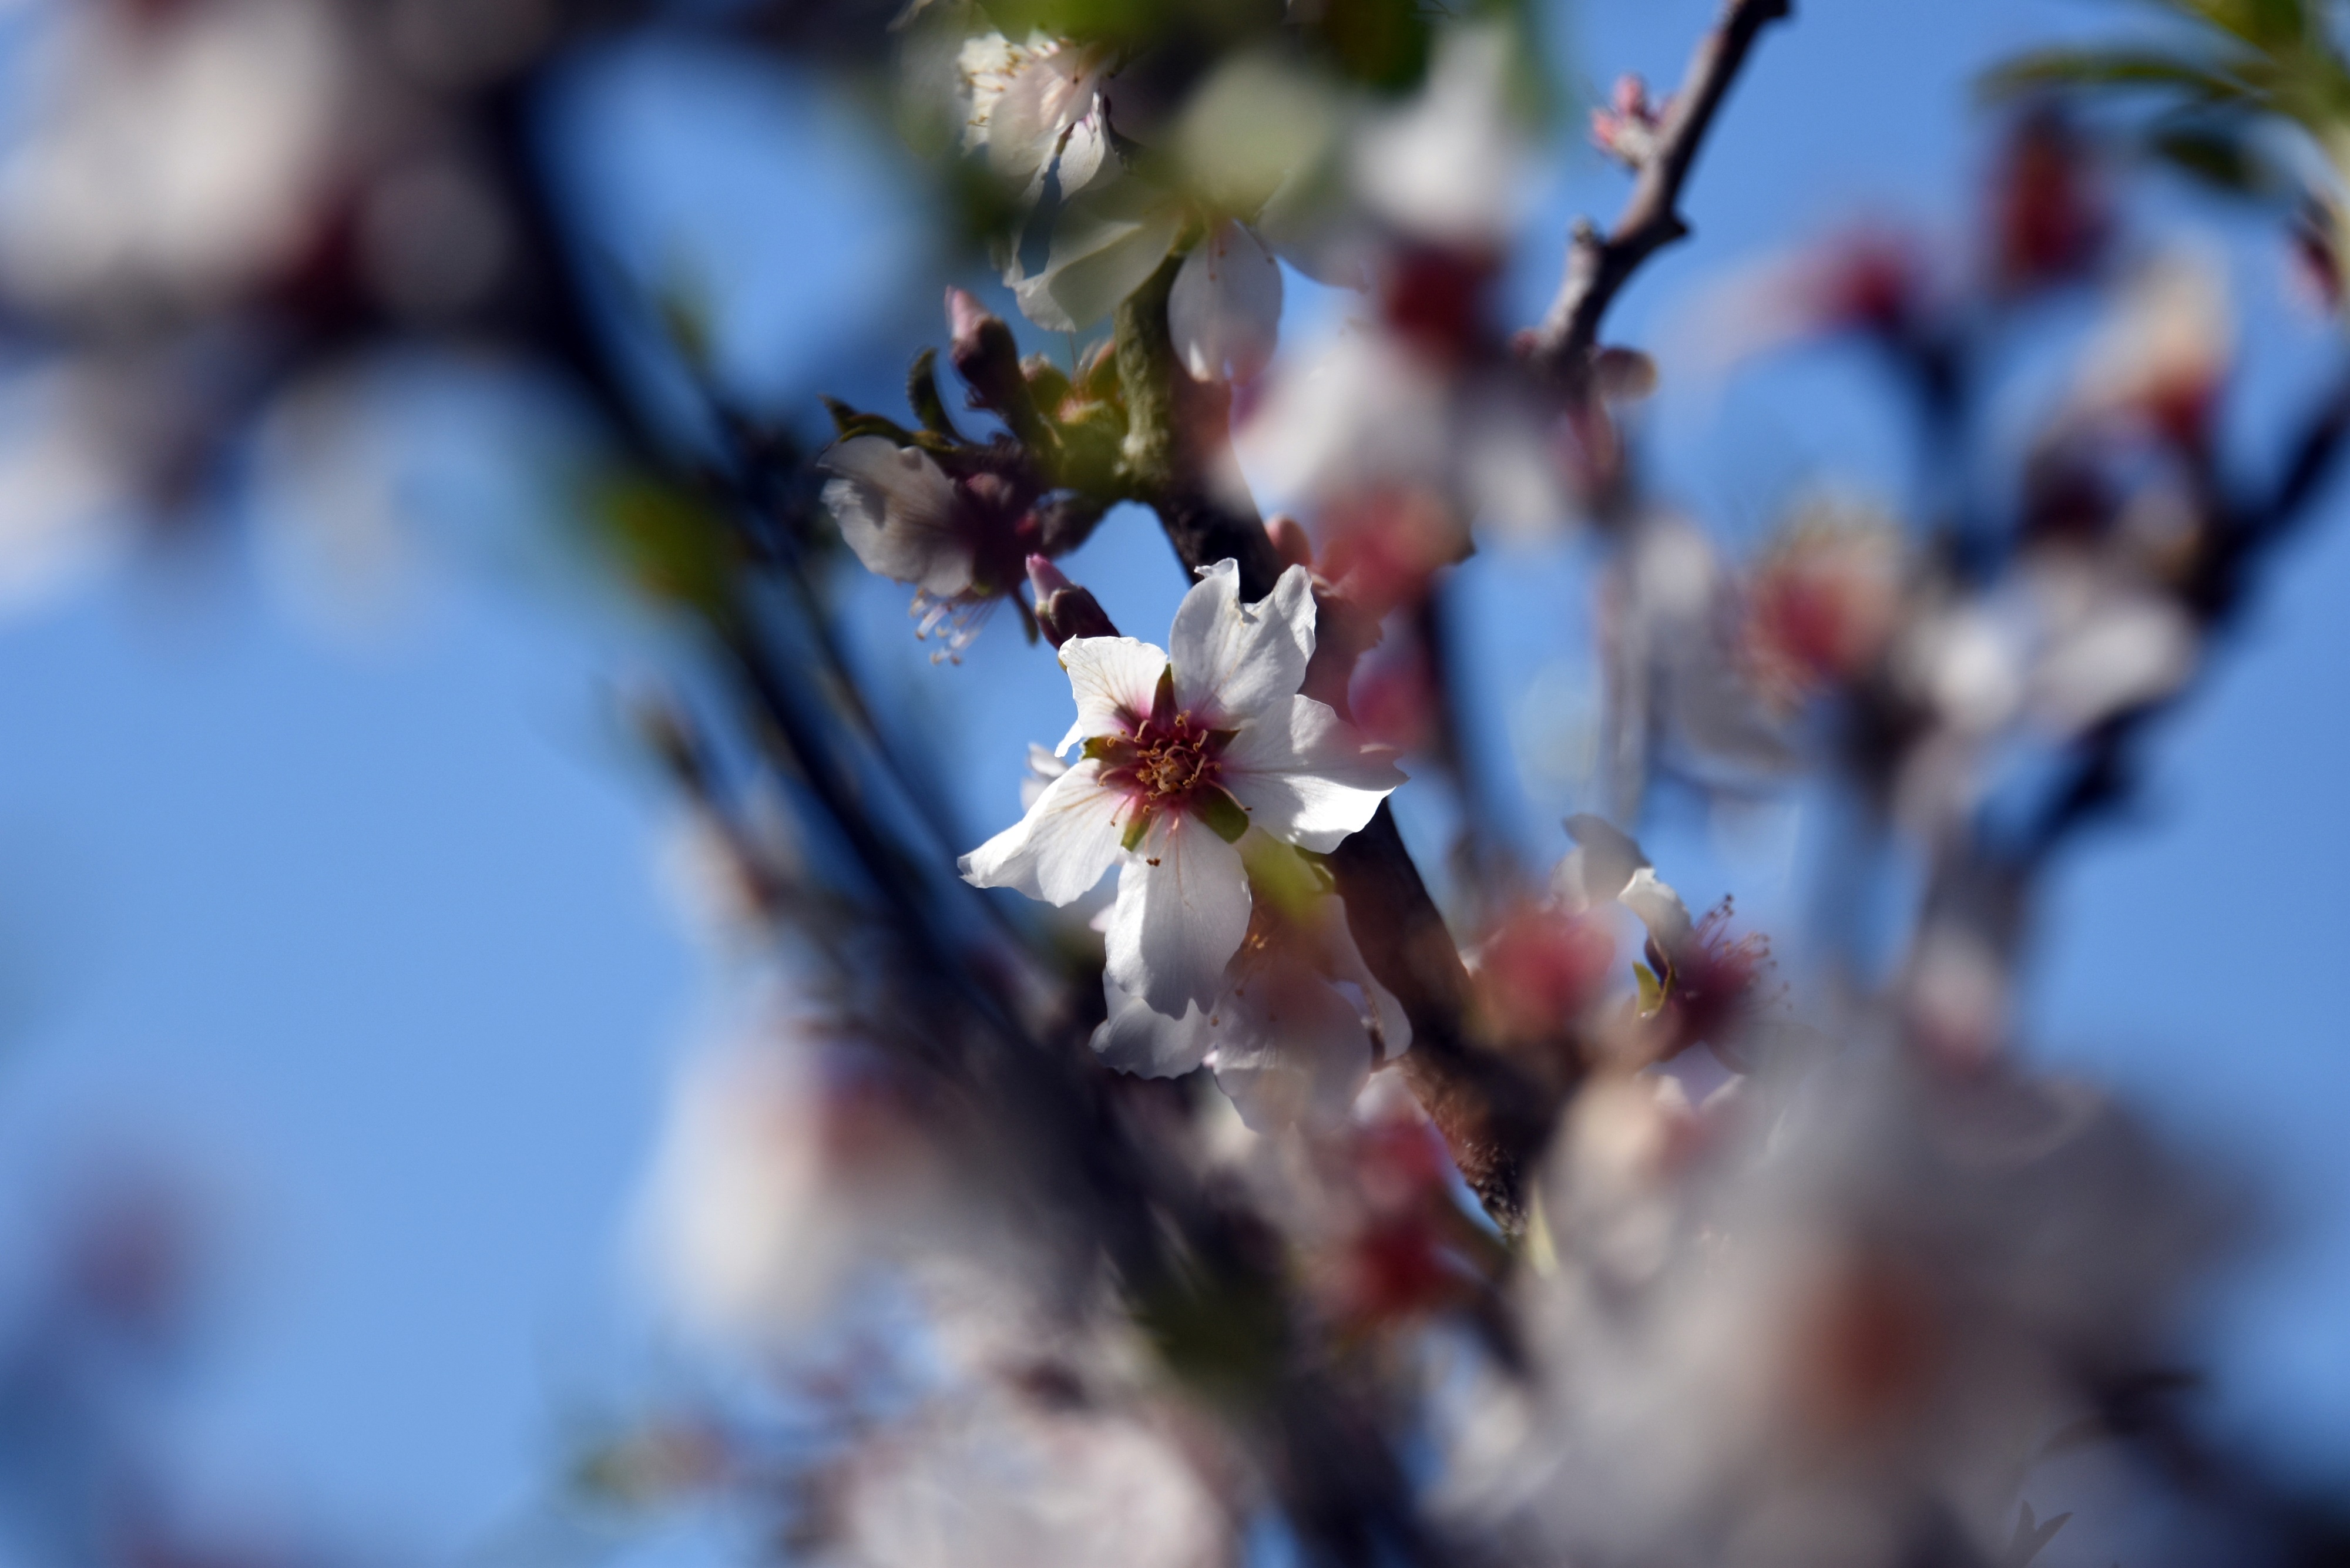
[589,473,736,613]
[2171,0,2312,51]
[2146,120,2286,192]
[1980,48,2254,105]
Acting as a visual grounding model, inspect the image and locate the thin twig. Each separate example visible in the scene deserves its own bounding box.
[1523,0,1793,387]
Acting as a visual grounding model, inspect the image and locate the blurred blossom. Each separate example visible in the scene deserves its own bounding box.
[837,1388,1232,1568]
[1351,22,1530,251]
[637,1020,951,1347]
[1988,108,2109,295]
[822,438,986,600]
[2018,549,2199,735]
[1169,220,1283,385]
[1442,1049,2220,1568]
[0,365,141,615]
[1677,229,1938,375]
[1600,516,1794,816]
[2066,250,2232,448]
[0,1147,338,1568]
[1740,502,1904,711]
[1549,815,1777,1071]
[818,434,1048,660]
[1242,325,1566,588]
[1591,74,1667,172]
[1469,899,1614,1050]
[0,0,352,320]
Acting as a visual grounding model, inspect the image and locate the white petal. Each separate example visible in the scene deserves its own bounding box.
[1309,891,1411,1061]
[958,761,1127,905]
[819,437,973,597]
[1209,967,1375,1133]
[1619,867,1695,955]
[1169,560,1315,724]
[1558,814,1649,906]
[1169,221,1284,383]
[1103,817,1250,1018]
[1220,695,1404,852]
[1009,179,1183,332]
[1053,635,1169,756]
[1093,972,1217,1078]
[1054,112,1109,195]
[1351,22,1526,246]
[1018,742,1069,811]
[984,48,1088,190]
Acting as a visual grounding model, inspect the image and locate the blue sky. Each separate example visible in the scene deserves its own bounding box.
[0,0,2342,1560]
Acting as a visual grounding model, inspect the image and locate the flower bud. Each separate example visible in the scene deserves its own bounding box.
[1027,555,1118,647]
[1591,73,1666,169]
[945,286,1033,431]
[1265,513,1314,570]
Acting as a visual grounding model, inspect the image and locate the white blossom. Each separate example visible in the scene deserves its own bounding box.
[819,435,973,598]
[1095,881,1409,1131]
[1351,21,1530,248]
[961,560,1402,1017]
[634,1020,946,1347]
[957,32,1116,202]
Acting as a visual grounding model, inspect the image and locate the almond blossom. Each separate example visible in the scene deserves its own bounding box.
[817,434,1039,657]
[961,559,1404,1018]
[820,436,973,600]
[1094,879,1410,1131]
[999,172,1307,376]
[956,31,1116,203]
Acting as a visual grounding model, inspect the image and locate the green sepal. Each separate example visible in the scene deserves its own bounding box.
[1021,355,1072,417]
[822,397,916,446]
[907,348,958,436]
[1121,808,1153,853]
[1633,962,1667,1019]
[1190,784,1251,844]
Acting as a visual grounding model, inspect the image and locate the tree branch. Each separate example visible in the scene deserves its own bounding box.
[1523,0,1792,385]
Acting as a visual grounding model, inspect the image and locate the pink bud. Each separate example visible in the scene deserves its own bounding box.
[1265,513,1315,571]
[1025,554,1073,600]
[945,286,992,351]
[1027,555,1118,647]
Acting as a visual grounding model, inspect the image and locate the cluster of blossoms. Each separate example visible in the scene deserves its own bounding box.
[610,5,2350,1562]
[962,559,1407,1129]
[1,0,2336,1562]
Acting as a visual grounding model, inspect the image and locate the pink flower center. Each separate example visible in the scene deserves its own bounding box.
[1093,711,1227,808]
[1080,670,1250,846]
